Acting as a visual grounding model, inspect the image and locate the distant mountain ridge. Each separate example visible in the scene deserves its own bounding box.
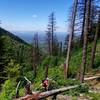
[12,31,67,44]
[0,27,28,45]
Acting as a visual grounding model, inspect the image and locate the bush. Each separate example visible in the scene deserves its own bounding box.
[4,59,20,79]
[76,84,89,93]
[41,56,60,67]
[87,93,100,100]
[19,88,24,97]
[63,84,89,96]
[0,79,16,100]
[23,71,34,82]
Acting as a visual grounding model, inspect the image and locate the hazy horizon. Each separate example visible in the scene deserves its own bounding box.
[12,30,67,44]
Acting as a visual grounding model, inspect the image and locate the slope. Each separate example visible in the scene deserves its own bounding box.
[0,28,31,83]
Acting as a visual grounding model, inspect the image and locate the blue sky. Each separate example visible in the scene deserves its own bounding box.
[0,0,72,32]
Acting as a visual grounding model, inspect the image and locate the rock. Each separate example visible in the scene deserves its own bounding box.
[80,94,84,97]
[56,95,72,100]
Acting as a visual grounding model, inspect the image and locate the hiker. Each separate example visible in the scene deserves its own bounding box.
[41,77,49,91]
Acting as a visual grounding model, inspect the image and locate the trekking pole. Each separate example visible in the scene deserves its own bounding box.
[15,81,21,98]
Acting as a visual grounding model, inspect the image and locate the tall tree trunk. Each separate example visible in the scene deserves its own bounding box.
[64,63,67,79]
[59,42,62,55]
[45,65,49,78]
[80,0,87,47]
[51,13,54,55]
[32,33,40,78]
[47,12,56,56]
[90,14,100,68]
[65,0,78,79]
[48,31,51,55]
[80,0,91,83]
[77,0,87,79]
[46,28,51,55]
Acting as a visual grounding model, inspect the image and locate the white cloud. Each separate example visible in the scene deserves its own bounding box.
[32,14,38,18]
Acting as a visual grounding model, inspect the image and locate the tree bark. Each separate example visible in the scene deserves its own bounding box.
[64,63,67,79]
[32,33,40,78]
[80,0,87,47]
[65,0,78,79]
[77,0,87,80]
[51,13,54,55]
[90,14,100,68]
[46,27,51,55]
[80,0,91,83]
[45,65,49,78]
[16,85,79,100]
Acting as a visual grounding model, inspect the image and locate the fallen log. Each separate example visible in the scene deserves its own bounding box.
[38,85,79,99]
[16,85,79,100]
[16,75,100,100]
[84,75,100,81]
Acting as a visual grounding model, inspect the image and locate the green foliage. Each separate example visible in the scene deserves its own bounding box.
[4,59,20,79]
[86,93,100,100]
[64,84,89,96]
[69,48,82,77]
[76,84,89,93]
[0,80,16,100]
[33,64,80,91]
[19,88,25,97]
[42,55,63,68]
[42,56,52,66]
[68,40,100,76]
[0,28,32,83]
[23,71,34,82]
[48,79,59,90]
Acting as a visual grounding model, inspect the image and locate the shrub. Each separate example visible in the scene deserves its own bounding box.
[87,93,100,100]
[0,79,16,100]
[76,84,89,93]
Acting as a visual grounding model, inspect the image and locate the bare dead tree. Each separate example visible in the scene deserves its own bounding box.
[59,42,62,56]
[79,0,88,46]
[65,0,78,79]
[45,12,58,56]
[45,65,49,78]
[45,27,51,55]
[48,12,56,55]
[77,0,87,79]
[90,13,100,68]
[32,33,40,78]
[80,0,91,83]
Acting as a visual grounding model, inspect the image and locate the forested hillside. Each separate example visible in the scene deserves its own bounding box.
[0,28,33,84]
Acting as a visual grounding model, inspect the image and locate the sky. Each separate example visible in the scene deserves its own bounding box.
[0,0,72,32]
